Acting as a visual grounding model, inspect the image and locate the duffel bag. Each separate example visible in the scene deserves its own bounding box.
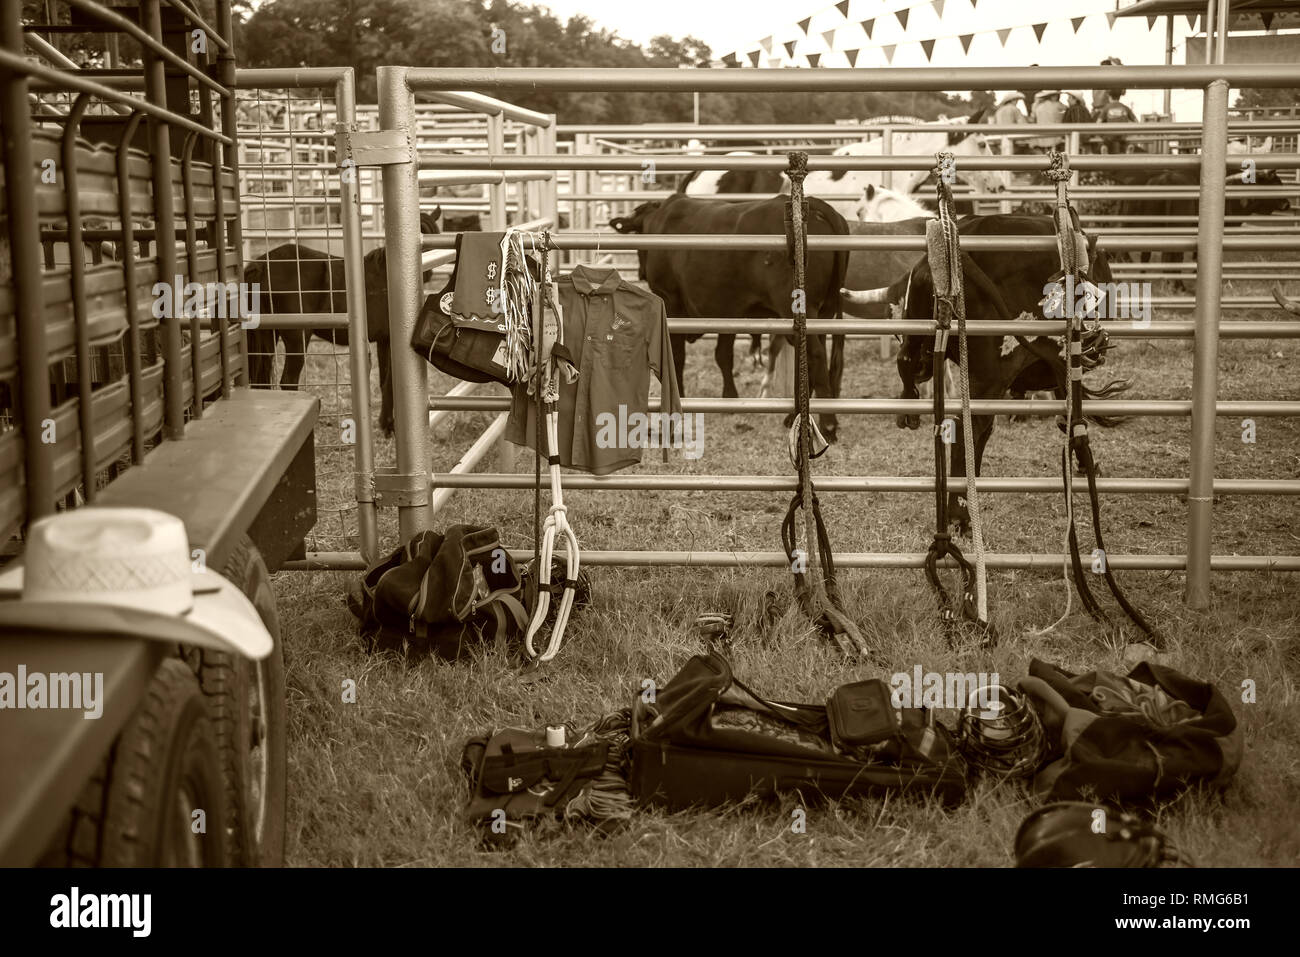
[1017,658,1243,802]
[355,524,527,659]
[629,652,967,809]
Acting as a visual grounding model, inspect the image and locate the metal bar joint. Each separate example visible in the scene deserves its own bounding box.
[337,125,410,166]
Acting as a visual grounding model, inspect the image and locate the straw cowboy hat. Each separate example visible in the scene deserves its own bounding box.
[0,507,272,659]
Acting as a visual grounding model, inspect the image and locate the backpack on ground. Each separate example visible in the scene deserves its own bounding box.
[1016,658,1243,802]
[355,525,527,659]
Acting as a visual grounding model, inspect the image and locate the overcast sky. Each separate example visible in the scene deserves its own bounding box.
[529,0,1244,120]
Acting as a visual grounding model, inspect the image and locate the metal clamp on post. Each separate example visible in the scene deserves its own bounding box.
[373,467,430,508]
[335,125,410,167]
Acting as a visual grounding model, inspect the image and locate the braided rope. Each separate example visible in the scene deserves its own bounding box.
[1042,149,1081,633]
[935,152,988,624]
[786,152,828,624]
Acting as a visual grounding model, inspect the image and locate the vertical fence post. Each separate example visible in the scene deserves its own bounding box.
[378,66,431,542]
[486,112,507,230]
[1,2,54,521]
[879,125,893,359]
[336,69,379,563]
[545,117,559,230]
[1185,77,1230,610]
[142,0,185,438]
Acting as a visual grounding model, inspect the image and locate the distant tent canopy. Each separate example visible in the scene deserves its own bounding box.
[1114,0,1300,33]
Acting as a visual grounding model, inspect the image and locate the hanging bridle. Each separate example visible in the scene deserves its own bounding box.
[921,152,995,646]
[1042,150,1160,644]
[781,151,872,661]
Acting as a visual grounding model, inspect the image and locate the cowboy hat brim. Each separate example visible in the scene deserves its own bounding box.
[0,565,272,660]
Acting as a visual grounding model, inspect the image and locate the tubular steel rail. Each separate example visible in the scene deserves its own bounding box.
[363,63,1300,611]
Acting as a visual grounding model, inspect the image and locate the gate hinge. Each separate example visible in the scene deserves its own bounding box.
[336,123,410,167]
[373,467,430,507]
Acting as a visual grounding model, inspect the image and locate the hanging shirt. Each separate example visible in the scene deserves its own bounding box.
[506,264,682,475]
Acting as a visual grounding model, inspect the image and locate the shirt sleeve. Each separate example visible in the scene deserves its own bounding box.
[648,293,682,418]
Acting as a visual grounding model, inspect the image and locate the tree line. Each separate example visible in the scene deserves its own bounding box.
[234,0,969,122]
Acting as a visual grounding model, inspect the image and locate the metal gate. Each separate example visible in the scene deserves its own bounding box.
[374,63,1300,611]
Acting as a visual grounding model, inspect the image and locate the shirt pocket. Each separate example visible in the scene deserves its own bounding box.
[609,313,640,371]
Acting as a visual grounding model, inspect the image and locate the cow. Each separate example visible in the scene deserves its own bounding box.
[1118,167,1291,283]
[609,192,850,442]
[842,214,1129,531]
[244,210,443,436]
[677,151,788,197]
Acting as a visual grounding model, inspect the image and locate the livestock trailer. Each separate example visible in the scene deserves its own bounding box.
[0,0,317,866]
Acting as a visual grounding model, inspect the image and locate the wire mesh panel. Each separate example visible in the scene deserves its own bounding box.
[237,85,365,557]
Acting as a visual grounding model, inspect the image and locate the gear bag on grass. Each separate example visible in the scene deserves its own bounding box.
[461,727,608,838]
[1016,658,1243,802]
[629,652,967,809]
[356,525,527,659]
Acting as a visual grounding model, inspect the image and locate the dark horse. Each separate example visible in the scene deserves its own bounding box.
[244,210,442,435]
[610,192,850,441]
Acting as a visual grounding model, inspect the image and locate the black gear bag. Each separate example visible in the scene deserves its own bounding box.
[629,653,967,809]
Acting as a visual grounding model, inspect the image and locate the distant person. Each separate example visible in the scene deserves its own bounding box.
[1090,57,1138,153]
[988,91,1029,153]
[1030,90,1066,150]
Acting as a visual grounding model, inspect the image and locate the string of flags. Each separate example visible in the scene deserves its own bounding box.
[726,0,1218,69]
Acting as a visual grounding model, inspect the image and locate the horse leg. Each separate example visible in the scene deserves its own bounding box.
[807,333,837,444]
[377,337,394,437]
[749,333,764,370]
[671,334,688,398]
[715,333,738,399]
[280,330,306,389]
[951,379,998,530]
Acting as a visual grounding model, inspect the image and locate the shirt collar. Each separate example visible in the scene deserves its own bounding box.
[569,264,623,296]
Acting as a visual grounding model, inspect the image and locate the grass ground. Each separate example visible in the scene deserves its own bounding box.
[270,259,1300,868]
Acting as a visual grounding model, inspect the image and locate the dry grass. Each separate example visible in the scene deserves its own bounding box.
[270,261,1300,867]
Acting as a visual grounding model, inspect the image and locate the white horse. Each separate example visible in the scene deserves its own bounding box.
[854,183,932,222]
[805,122,1007,218]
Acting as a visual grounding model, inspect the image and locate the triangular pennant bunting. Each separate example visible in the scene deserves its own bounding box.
[1106,11,1117,27]
[785,40,797,57]
[861,18,874,40]
[1146,15,1157,29]
[823,29,836,47]
[1032,22,1047,42]
[768,57,783,67]
[748,49,761,67]
[798,17,811,34]
[933,0,945,18]
[1071,16,1084,33]
[761,36,773,53]
[845,48,859,67]
[721,52,738,66]
[1262,12,1275,30]
[807,52,821,67]
[996,28,1011,46]
[970,0,977,8]
[837,0,850,17]
[896,9,909,31]
[921,38,936,60]
[882,43,895,63]
[1184,14,1197,30]
[959,33,973,53]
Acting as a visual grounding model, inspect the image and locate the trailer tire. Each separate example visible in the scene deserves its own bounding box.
[199,536,287,867]
[99,659,229,866]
